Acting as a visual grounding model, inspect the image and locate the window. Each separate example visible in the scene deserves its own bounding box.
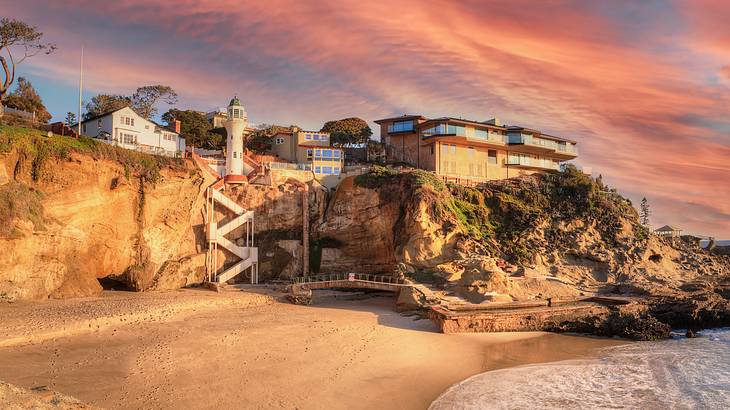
[315,166,321,173]
[305,134,312,140]
[467,147,475,156]
[441,144,448,155]
[121,132,137,145]
[333,167,341,175]
[322,166,333,174]
[145,125,150,130]
[450,144,456,154]
[233,152,237,158]
[320,134,328,141]
[322,149,332,158]
[488,150,497,164]
[430,145,434,155]
[388,120,414,133]
[475,128,488,139]
[275,137,285,145]
[82,124,86,133]
[447,124,466,136]
[333,150,340,158]
[442,161,449,173]
[306,149,313,159]
[422,124,447,136]
[97,119,102,129]
[313,134,320,140]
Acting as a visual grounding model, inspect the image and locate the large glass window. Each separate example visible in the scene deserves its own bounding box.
[322,166,333,174]
[423,124,447,136]
[388,120,414,133]
[475,128,488,139]
[447,124,466,136]
[333,150,341,158]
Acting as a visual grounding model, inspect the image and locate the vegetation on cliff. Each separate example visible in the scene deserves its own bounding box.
[0,124,185,183]
[355,165,645,264]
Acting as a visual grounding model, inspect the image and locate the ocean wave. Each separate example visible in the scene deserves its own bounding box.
[430,329,730,410]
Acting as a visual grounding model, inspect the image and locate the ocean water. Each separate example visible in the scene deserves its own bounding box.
[430,329,730,410]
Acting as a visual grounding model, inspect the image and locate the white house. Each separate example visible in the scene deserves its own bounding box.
[78,106,186,157]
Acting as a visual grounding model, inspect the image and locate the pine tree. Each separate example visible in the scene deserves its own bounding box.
[640,197,651,228]
[64,112,76,126]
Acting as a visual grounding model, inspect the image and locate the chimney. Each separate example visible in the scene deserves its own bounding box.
[291,126,300,133]
[485,117,501,126]
[171,119,181,134]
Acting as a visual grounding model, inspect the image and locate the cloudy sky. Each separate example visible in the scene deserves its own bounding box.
[4,0,730,237]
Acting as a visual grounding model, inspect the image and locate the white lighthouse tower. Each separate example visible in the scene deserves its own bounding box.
[224,97,248,183]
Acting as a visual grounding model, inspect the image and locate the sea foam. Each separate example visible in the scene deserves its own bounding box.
[430,329,730,410]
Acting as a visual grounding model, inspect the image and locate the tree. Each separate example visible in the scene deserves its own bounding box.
[640,197,651,228]
[64,111,76,126]
[84,94,132,120]
[320,117,373,146]
[0,18,56,116]
[131,85,177,119]
[3,77,51,122]
[162,108,222,149]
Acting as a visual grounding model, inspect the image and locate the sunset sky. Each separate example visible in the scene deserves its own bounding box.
[4,0,730,237]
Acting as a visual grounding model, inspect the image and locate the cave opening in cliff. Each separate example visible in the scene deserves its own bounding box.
[97,276,134,291]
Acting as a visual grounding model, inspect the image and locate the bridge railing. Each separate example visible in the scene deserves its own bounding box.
[292,273,407,285]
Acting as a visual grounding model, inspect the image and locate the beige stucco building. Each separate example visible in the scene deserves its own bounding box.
[375,115,578,181]
[271,128,345,186]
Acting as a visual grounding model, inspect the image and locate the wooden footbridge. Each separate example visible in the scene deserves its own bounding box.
[288,273,437,305]
[291,273,409,293]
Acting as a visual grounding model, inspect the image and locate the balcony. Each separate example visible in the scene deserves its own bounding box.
[554,142,578,159]
[504,156,560,171]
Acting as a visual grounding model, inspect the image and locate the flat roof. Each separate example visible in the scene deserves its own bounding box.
[374,114,427,124]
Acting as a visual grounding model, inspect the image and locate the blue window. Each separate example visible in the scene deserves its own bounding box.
[333,150,341,158]
[305,134,312,140]
[315,149,321,157]
[313,134,320,140]
[323,149,332,158]
[320,134,328,141]
[322,166,333,174]
[306,149,313,159]
[422,124,446,136]
[475,129,488,139]
[448,124,466,136]
[315,166,321,173]
[333,167,341,174]
[388,120,414,133]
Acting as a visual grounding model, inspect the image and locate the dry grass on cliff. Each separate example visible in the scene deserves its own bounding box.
[0,181,45,238]
[0,125,185,183]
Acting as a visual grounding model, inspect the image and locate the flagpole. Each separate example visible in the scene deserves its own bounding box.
[77,46,83,136]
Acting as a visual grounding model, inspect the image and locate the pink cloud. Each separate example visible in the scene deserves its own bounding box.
[7,0,730,237]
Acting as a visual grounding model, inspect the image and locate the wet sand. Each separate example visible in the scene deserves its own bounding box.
[0,290,628,409]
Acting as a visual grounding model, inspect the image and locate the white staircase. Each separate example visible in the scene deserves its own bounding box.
[205,182,259,284]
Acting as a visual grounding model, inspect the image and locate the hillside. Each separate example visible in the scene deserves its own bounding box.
[2,125,729,336]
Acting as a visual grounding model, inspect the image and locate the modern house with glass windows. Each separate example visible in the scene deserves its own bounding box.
[270,127,345,178]
[375,115,577,181]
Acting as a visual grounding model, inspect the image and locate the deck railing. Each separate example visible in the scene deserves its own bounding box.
[292,273,407,285]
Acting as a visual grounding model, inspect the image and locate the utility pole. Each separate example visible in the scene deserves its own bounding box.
[77,46,84,136]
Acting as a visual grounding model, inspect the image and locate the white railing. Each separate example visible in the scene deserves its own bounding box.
[100,139,183,158]
[293,273,407,285]
[270,162,312,171]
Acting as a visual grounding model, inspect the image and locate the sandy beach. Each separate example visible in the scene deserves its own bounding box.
[0,289,627,409]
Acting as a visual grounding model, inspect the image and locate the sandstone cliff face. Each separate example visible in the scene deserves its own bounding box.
[1,146,208,301]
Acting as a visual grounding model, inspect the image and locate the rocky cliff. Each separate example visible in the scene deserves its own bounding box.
[3,125,729,333]
[0,126,210,300]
